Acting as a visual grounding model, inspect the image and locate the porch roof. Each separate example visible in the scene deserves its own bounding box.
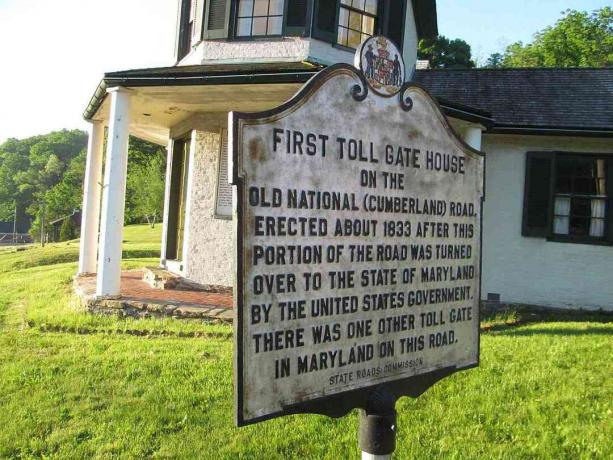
[83,62,324,145]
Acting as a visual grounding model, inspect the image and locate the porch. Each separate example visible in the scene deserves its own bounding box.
[78,63,314,300]
[74,270,233,321]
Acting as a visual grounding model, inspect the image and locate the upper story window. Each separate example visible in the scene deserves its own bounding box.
[522,151,612,244]
[176,0,408,62]
[337,0,378,49]
[236,0,284,37]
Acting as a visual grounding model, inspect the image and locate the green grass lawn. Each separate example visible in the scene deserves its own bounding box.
[0,225,611,459]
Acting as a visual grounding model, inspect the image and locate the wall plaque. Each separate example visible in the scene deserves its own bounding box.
[214,128,232,219]
[230,40,484,426]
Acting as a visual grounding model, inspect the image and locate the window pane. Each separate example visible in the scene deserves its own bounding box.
[341,0,351,5]
[557,159,574,176]
[590,218,605,237]
[596,159,606,178]
[597,178,606,195]
[554,216,569,235]
[556,176,571,193]
[237,17,252,35]
[573,159,594,177]
[574,177,596,194]
[238,0,254,17]
[554,196,570,216]
[352,0,365,9]
[338,7,349,27]
[572,197,591,217]
[349,11,361,30]
[364,0,377,14]
[269,0,284,15]
[362,15,375,34]
[338,27,348,46]
[253,0,269,16]
[591,199,606,218]
[347,29,361,48]
[268,16,282,34]
[569,216,590,236]
[252,17,268,35]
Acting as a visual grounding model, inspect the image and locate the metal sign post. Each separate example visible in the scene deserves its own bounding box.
[231,37,484,457]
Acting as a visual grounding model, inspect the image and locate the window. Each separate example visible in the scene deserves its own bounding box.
[553,157,607,239]
[236,0,284,37]
[522,152,612,244]
[337,0,378,49]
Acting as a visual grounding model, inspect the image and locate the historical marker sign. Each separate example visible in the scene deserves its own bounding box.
[230,39,484,426]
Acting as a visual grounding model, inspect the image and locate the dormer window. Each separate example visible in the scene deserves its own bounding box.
[236,0,284,37]
[337,0,378,49]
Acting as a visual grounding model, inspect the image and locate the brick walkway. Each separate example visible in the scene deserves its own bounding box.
[74,271,234,320]
[119,272,233,307]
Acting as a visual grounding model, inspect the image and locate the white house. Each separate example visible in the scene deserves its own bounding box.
[78,0,612,311]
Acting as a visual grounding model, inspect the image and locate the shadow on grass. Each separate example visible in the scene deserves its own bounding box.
[492,326,613,337]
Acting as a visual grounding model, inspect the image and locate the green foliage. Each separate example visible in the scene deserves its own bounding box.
[418,35,476,69]
[484,52,504,69]
[0,130,87,237]
[126,151,166,227]
[0,130,166,236]
[488,7,612,68]
[58,218,76,242]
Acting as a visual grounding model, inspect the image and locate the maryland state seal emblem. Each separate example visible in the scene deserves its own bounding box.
[356,36,405,97]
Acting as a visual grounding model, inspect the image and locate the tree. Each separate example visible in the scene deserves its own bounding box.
[59,217,76,242]
[0,129,166,237]
[0,130,88,238]
[484,52,504,68]
[126,153,166,227]
[498,7,612,68]
[418,35,476,69]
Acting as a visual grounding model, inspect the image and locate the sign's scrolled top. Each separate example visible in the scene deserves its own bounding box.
[230,36,484,427]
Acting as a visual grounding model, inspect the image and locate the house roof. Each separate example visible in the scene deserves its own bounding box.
[414,68,613,136]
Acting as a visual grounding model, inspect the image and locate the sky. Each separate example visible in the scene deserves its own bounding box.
[0,0,609,143]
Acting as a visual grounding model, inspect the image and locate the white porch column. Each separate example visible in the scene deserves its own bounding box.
[463,126,483,150]
[78,121,105,275]
[96,88,131,297]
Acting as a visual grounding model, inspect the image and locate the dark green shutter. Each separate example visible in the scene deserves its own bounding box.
[204,0,231,39]
[285,0,309,36]
[177,0,192,61]
[312,0,338,43]
[385,0,405,49]
[522,151,554,237]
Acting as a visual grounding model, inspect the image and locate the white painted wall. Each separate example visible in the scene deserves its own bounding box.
[481,134,613,310]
